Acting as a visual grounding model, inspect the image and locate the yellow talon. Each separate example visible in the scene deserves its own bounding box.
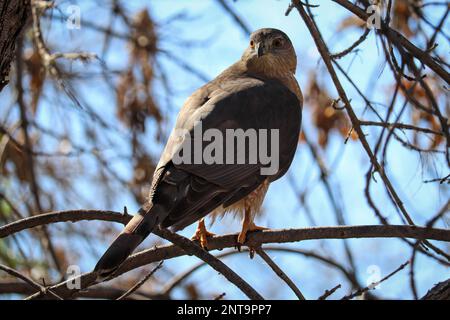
[238,219,269,244]
[191,219,215,249]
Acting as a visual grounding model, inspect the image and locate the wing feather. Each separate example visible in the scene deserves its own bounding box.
[149,76,301,230]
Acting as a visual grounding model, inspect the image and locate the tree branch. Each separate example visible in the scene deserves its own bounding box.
[157,228,264,300]
[421,279,450,300]
[216,0,251,36]
[255,247,306,300]
[0,281,166,300]
[332,0,450,84]
[0,0,30,92]
[1,210,449,242]
[0,209,448,299]
[116,261,163,300]
[0,264,63,300]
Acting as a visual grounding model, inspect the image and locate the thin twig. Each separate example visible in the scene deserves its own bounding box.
[359,121,444,136]
[214,292,226,300]
[116,261,163,300]
[255,247,306,300]
[162,247,359,296]
[318,284,341,300]
[330,27,371,59]
[293,1,450,263]
[216,0,251,35]
[0,264,63,300]
[332,0,450,84]
[342,261,410,300]
[0,281,164,299]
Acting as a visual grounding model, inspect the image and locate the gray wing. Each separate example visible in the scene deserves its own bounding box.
[93,76,301,278]
[149,76,301,230]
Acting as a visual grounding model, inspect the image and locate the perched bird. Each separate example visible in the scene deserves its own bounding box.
[94,28,303,279]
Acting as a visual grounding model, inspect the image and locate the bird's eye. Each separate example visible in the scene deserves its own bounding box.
[250,40,255,48]
[273,39,283,48]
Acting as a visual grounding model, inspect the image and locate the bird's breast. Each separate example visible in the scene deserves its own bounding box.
[209,179,270,223]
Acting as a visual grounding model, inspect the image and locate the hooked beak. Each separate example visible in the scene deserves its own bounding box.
[255,42,266,57]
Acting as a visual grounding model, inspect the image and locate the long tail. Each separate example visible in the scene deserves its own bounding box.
[94,203,167,281]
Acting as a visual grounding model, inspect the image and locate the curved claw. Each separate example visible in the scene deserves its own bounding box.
[191,219,215,249]
[237,222,269,244]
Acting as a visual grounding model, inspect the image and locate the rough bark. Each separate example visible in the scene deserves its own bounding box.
[0,0,30,92]
[421,279,450,300]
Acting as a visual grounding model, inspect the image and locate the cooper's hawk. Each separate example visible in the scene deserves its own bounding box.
[95,28,303,279]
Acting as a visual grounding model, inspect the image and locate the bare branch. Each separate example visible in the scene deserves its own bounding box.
[255,247,306,300]
[421,279,450,300]
[332,0,450,84]
[1,210,449,243]
[162,247,360,295]
[0,209,448,299]
[293,0,417,227]
[156,227,264,300]
[0,264,63,300]
[342,261,409,300]
[116,261,163,300]
[216,0,251,35]
[359,121,444,136]
[0,281,165,300]
[318,284,341,300]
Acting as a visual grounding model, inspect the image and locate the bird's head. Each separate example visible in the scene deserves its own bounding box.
[242,28,297,76]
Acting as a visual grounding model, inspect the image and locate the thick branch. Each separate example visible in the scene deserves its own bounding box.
[157,228,264,300]
[0,209,448,299]
[1,210,449,242]
[421,279,450,300]
[0,264,62,300]
[0,281,166,300]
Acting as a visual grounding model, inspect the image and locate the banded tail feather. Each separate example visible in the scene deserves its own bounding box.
[94,203,167,281]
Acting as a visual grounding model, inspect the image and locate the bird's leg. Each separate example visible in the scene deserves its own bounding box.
[237,208,269,245]
[237,208,269,258]
[191,218,215,249]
